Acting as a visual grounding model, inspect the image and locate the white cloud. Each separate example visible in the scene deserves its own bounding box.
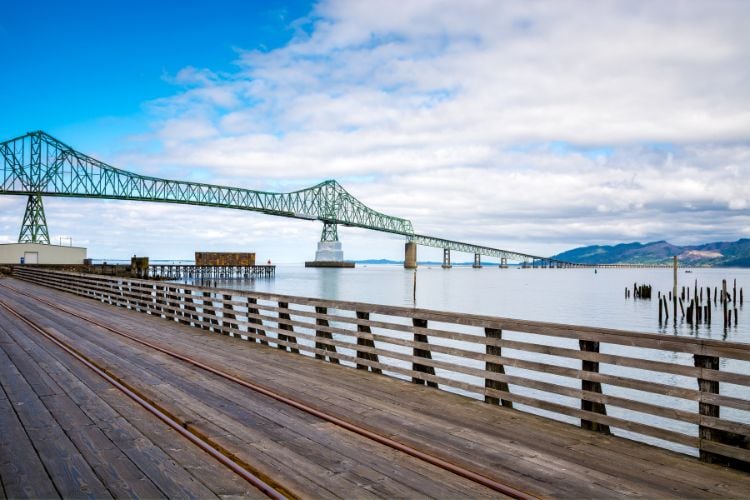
[10,0,749,261]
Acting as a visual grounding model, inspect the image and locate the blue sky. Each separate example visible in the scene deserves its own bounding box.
[0,0,309,144]
[1,1,749,262]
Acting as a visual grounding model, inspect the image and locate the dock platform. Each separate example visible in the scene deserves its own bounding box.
[1,276,749,498]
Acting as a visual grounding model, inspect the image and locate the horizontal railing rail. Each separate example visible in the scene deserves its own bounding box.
[11,266,750,470]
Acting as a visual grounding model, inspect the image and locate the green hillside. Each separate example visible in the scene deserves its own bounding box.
[553,239,750,267]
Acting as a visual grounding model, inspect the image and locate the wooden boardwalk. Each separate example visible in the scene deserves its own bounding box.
[1,276,749,498]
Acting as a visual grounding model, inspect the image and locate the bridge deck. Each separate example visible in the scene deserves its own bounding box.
[1,277,749,498]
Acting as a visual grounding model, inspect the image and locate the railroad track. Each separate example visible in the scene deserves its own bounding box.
[0,281,537,500]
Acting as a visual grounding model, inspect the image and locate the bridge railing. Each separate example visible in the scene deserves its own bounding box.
[12,267,750,470]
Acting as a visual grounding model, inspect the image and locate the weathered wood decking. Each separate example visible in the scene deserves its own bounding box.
[1,276,749,498]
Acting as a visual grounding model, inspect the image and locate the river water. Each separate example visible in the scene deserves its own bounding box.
[202,264,750,343]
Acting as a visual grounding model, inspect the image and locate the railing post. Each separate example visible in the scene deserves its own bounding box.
[181,289,197,326]
[247,297,267,345]
[166,286,178,321]
[154,284,166,318]
[694,354,719,464]
[355,311,381,373]
[412,318,437,387]
[146,283,157,315]
[579,340,611,434]
[221,294,237,336]
[277,301,299,353]
[484,327,511,407]
[691,353,747,469]
[202,291,218,331]
[314,306,339,363]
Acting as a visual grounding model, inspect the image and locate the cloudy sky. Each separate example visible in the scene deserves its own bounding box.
[1,0,749,262]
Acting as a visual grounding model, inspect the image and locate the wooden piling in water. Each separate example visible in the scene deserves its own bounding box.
[723,280,728,328]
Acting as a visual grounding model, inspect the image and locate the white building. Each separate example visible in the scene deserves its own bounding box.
[0,243,87,265]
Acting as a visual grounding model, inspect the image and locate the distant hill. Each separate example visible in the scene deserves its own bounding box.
[552,239,750,267]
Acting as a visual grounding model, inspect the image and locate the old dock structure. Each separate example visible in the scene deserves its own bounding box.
[1,267,749,498]
[147,263,275,280]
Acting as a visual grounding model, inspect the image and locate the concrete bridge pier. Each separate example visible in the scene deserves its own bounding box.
[473,253,482,268]
[499,257,508,268]
[404,242,417,269]
[442,248,451,268]
[305,223,354,268]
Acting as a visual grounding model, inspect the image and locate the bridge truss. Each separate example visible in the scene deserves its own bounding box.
[1,130,575,265]
[1,131,413,242]
[408,234,582,267]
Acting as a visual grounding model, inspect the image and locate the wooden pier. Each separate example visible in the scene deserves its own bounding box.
[1,268,750,498]
[147,263,275,280]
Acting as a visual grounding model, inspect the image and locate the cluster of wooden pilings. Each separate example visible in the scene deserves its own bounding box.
[656,279,743,328]
[625,283,652,299]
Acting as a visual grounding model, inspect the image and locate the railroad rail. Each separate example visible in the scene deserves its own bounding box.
[10,266,750,471]
[0,296,286,498]
[0,280,532,499]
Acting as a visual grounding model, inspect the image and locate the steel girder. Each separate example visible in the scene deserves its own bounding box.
[408,233,582,267]
[18,194,50,244]
[0,131,414,236]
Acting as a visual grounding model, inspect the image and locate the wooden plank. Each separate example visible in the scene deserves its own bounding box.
[0,300,253,498]
[0,343,112,498]
[0,355,59,499]
[4,297,495,498]
[5,274,750,484]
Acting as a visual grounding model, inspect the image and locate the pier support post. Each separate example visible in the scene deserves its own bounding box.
[306,223,354,268]
[442,248,451,269]
[579,340,611,434]
[404,242,417,269]
[499,257,508,269]
[473,253,481,268]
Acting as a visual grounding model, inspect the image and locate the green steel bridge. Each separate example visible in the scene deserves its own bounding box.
[0,131,580,267]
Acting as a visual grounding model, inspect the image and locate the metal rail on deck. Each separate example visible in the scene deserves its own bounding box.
[0,296,287,499]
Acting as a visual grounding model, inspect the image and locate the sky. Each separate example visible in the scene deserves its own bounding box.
[1,0,749,262]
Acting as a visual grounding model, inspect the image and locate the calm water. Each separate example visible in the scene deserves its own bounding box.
[202,264,750,343]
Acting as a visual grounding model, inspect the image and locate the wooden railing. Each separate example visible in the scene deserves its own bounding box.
[12,267,750,470]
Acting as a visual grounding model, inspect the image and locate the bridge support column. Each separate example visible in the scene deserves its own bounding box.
[499,257,508,269]
[18,194,50,244]
[472,253,481,268]
[305,223,355,268]
[404,242,417,269]
[442,248,451,269]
